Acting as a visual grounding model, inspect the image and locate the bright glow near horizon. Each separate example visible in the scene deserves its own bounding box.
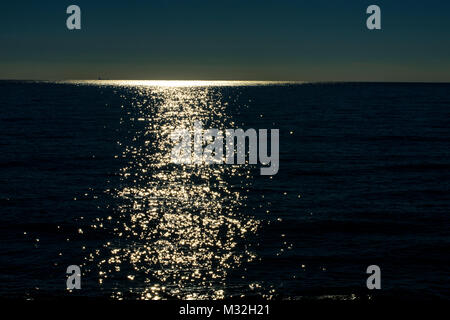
[61,80,304,87]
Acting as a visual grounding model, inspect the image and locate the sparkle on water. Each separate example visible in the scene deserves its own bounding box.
[80,81,262,299]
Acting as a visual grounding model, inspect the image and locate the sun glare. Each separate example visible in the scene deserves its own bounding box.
[61,80,302,87]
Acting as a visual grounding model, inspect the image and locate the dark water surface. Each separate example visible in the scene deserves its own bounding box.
[0,81,449,300]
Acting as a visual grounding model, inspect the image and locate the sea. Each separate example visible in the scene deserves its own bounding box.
[0,80,449,300]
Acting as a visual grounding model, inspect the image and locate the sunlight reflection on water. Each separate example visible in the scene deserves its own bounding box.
[83,83,259,299]
[62,80,302,87]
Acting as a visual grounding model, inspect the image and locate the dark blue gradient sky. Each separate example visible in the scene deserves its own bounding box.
[1,0,449,81]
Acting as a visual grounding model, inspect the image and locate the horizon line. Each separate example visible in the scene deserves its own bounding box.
[1,79,450,84]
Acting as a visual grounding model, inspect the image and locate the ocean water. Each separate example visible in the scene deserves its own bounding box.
[0,81,449,300]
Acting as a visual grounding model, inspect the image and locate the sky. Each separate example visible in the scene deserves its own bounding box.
[1,0,450,81]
